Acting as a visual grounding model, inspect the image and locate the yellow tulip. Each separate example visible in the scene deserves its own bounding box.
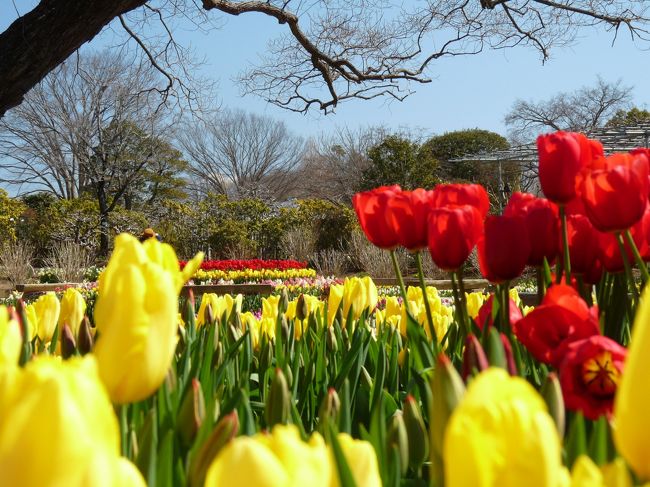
[262,295,281,321]
[32,292,60,343]
[444,368,563,487]
[23,304,37,342]
[197,293,243,326]
[334,433,382,487]
[328,284,344,326]
[562,455,631,487]
[205,424,331,487]
[0,306,21,367]
[399,287,450,344]
[0,356,145,487]
[59,288,86,338]
[614,284,650,480]
[93,233,203,404]
[465,292,488,319]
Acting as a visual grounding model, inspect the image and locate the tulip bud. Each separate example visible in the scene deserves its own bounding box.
[403,395,429,472]
[228,323,242,343]
[296,294,308,322]
[341,327,350,350]
[164,366,178,393]
[77,316,93,355]
[280,315,290,344]
[230,311,242,331]
[278,288,289,315]
[462,334,489,380]
[188,411,239,487]
[500,333,518,376]
[326,326,338,353]
[318,387,341,433]
[212,342,224,368]
[541,372,565,438]
[430,354,465,485]
[205,303,215,326]
[60,324,77,359]
[178,379,206,447]
[484,327,507,370]
[388,411,409,475]
[265,368,291,427]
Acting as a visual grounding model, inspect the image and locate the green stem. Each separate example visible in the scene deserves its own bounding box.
[415,251,438,347]
[450,273,471,336]
[500,282,511,333]
[616,234,639,302]
[624,229,650,285]
[560,205,571,284]
[390,250,408,305]
[119,404,128,457]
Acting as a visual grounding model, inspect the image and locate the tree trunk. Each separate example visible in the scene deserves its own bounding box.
[96,181,111,257]
[0,0,147,117]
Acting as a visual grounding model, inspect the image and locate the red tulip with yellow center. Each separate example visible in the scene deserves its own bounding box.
[559,335,627,420]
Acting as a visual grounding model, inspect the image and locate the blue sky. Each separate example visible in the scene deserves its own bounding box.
[2,2,650,140]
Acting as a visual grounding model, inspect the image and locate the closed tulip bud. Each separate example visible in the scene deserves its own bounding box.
[318,388,341,433]
[430,354,465,485]
[60,324,77,359]
[500,332,518,376]
[326,326,338,353]
[77,316,93,355]
[93,233,203,404]
[0,305,21,367]
[265,368,291,427]
[462,334,489,380]
[164,366,177,393]
[296,294,308,322]
[212,342,224,368]
[178,379,206,447]
[58,288,86,338]
[403,395,429,472]
[388,411,409,475]
[280,315,291,343]
[484,327,507,370]
[278,287,290,315]
[205,303,215,326]
[228,323,242,343]
[541,372,565,438]
[188,411,239,487]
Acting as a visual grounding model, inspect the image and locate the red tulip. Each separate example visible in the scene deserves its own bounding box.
[427,205,483,271]
[352,185,402,249]
[384,188,434,251]
[475,294,522,330]
[580,152,650,232]
[461,334,489,380]
[504,192,560,266]
[559,335,626,420]
[431,183,490,218]
[477,215,530,283]
[597,216,647,273]
[512,284,600,367]
[565,214,602,281]
[537,131,603,204]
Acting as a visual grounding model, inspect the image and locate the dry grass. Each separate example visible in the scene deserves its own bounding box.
[0,241,35,285]
[310,248,349,276]
[348,231,408,278]
[45,242,94,283]
[280,226,317,262]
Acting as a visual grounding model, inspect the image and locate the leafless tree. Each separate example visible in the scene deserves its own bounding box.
[2,1,650,117]
[504,78,633,143]
[179,109,305,201]
[0,50,177,255]
[295,126,387,202]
